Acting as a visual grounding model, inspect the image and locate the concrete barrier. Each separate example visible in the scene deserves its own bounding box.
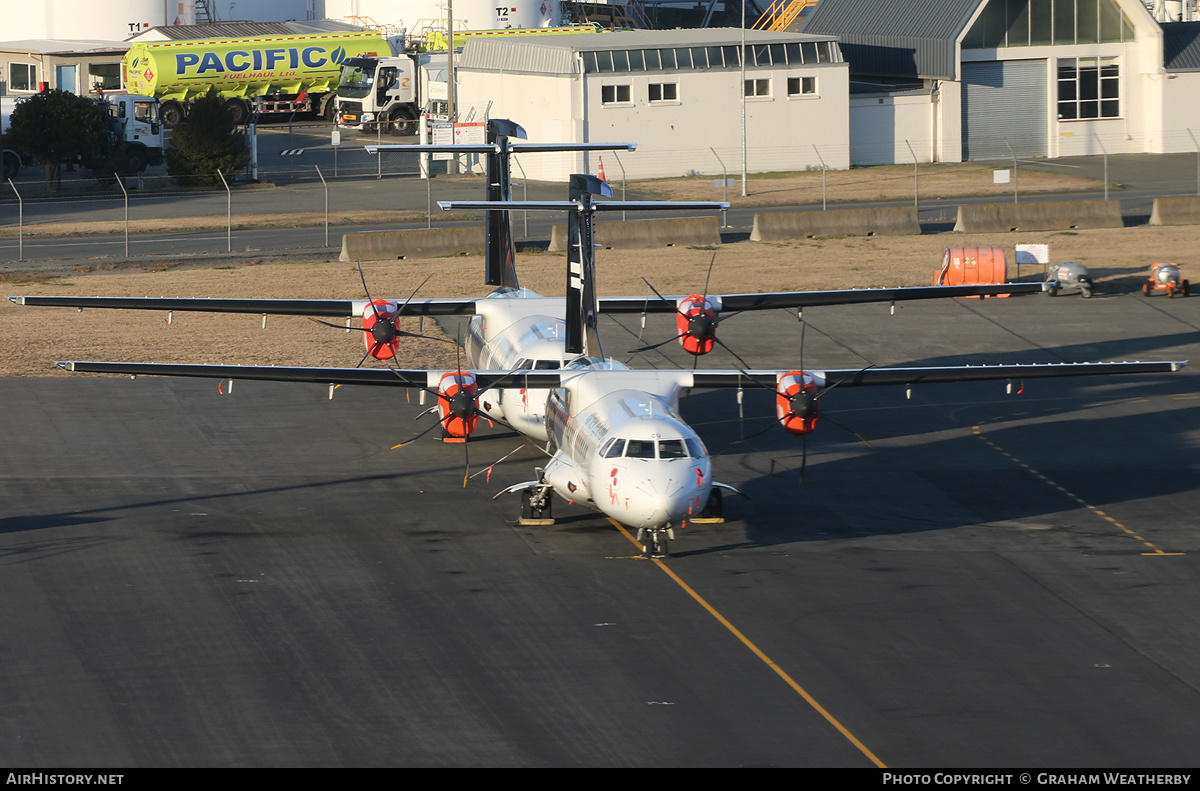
[749,206,920,241]
[548,216,721,252]
[953,200,1123,233]
[1149,196,1200,226]
[340,227,486,262]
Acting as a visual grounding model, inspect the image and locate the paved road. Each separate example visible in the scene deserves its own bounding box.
[5,127,1200,265]
[2,286,1198,766]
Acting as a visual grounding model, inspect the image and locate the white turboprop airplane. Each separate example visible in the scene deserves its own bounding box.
[13,121,1188,557]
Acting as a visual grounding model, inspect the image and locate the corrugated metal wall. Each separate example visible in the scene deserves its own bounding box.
[961,60,1048,160]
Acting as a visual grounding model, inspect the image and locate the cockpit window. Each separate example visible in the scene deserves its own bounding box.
[602,438,625,458]
[534,360,560,370]
[658,439,687,459]
[625,439,657,459]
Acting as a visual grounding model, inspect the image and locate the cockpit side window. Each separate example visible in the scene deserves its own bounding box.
[602,438,625,458]
[685,437,705,458]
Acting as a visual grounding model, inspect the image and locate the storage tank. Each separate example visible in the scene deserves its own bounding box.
[324,0,560,31]
[6,0,196,41]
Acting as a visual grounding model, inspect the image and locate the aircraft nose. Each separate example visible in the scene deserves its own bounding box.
[628,475,701,527]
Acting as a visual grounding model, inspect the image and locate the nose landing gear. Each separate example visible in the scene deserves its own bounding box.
[637,526,675,559]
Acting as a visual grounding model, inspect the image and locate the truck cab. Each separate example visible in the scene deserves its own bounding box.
[88,94,165,174]
[336,53,446,135]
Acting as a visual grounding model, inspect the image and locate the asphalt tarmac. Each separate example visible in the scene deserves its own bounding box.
[1,286,1198,767]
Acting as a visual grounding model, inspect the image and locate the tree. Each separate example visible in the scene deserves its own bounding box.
[7,90,106,190]
[166,90,250,188]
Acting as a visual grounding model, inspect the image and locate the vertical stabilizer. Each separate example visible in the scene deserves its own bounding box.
[565,173,612,358]
[485,119,525,289]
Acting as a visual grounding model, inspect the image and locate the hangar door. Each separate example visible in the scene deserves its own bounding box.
[961,60,1047,160]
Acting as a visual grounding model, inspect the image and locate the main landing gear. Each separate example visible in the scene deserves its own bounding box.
[520,486,554,525]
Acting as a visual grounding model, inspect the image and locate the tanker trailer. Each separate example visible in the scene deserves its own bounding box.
[123,31,400,128]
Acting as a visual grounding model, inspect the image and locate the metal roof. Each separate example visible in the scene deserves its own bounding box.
[1163,21,1200,71]
[803,0,985,79]
[127,20,364,42]
[0,39,130,55]
[459,27,839,75]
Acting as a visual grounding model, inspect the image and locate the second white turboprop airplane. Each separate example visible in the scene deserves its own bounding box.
[14,121,1188,557]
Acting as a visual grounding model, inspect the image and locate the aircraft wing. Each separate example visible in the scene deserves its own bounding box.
[9,296,482,317]
[56,359,1186,391]
[54,361,564,390]
[12,282,1045,318]
[688,360,1187,390]
[599,282,1048,313]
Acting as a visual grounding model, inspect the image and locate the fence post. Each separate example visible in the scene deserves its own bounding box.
[1003,137,1018,204]
[813,145,827,210]
[217,169,231,252]
[1188,129,1200,197]
[611,151,627,221]
[7,178,22,262]
[710,147,729,227]
[116,174,129,257]
[1094,133,1108,202]
[315,165,329,247]
[905,139,919,210]
[511,155,529,237]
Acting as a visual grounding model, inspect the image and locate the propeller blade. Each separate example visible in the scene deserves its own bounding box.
[628,332,687,354]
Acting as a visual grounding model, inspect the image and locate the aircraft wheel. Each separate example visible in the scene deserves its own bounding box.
[521,489,551,521]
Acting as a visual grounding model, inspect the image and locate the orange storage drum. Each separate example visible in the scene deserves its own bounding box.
[932,247,1010,295]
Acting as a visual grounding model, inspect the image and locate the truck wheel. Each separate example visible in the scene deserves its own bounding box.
[387,107,417,136]
[2,150,18,180]
[223,99,248,126]
[123,147,148,175]
[160,101,185,129]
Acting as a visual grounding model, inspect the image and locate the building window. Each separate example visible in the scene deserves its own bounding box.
[1057,56,1119,120]
[648,82,678,102]
[963,0,1134,49]
[601,84,631,104]
[9,63,38,92]
[787,76,817,96]
[744,78,771,97]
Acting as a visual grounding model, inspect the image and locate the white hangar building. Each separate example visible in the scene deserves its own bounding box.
[803,0,1200,164]
[454,28,850,182]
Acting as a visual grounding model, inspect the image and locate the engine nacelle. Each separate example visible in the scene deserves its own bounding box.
[438,371,480,440]
[777,371,819,435]
[361,299,400,360]
[675,294,719,355]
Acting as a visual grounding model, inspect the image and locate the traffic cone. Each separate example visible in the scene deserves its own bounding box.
[598,156,606,182]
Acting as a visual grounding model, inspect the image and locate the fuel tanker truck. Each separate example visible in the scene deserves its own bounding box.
[122,30,402,128]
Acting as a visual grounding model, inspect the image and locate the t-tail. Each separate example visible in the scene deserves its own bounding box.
[565,174,611,359]
[485,119,523,290]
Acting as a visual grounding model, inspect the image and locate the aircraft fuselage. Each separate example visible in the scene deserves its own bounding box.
[464,288,712,530]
